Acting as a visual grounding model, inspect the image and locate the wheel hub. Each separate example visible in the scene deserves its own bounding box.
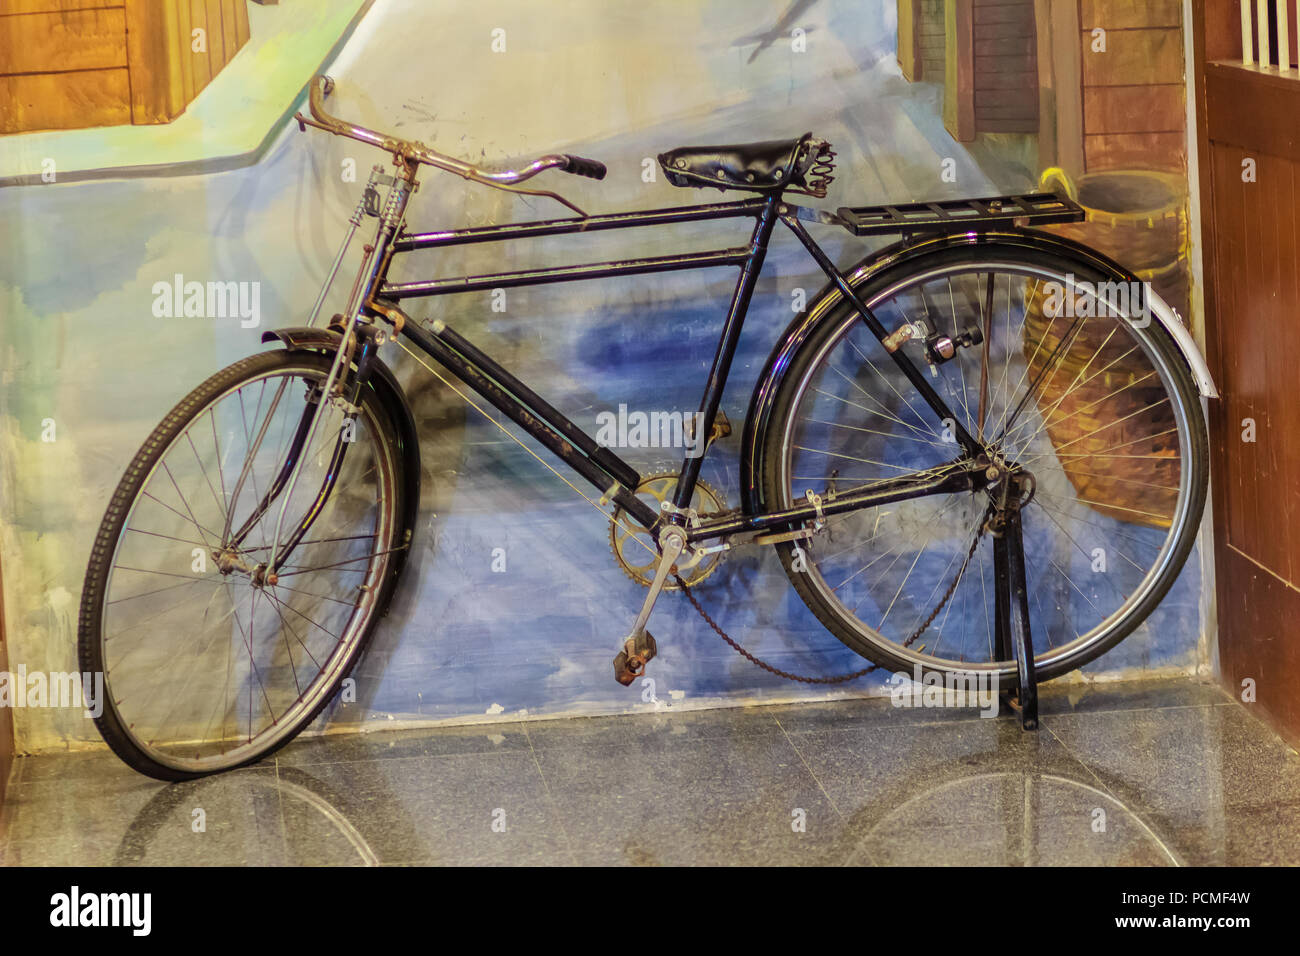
[213,549,278,587]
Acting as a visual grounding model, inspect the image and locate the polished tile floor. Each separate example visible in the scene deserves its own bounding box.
[2,677,1298,866]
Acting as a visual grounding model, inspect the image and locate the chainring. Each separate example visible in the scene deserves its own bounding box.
[610,472,727,589]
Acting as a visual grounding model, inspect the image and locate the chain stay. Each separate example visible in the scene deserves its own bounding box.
[673,500,991,685]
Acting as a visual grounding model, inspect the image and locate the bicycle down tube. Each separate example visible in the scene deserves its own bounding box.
[366,194,976,543]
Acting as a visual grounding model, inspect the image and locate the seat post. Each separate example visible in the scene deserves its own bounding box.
[672,194,783,510]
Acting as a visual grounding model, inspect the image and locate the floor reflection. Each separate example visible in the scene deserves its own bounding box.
[113,767,381,867]
[2,678,1298,866]
[837,769,1184,866]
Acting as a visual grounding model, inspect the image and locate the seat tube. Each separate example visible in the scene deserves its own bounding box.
[672,194,781,510]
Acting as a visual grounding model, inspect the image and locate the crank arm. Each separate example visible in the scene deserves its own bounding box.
[613,527,686,685]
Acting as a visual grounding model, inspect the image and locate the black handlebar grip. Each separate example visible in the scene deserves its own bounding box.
[562,155,607,180]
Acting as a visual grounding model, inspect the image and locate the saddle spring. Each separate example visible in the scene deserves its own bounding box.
[799,141,837,198]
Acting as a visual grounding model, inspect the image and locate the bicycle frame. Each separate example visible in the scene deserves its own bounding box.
[326,174,986,553]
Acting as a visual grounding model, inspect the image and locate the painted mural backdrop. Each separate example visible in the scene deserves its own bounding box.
[0,0,1202,752]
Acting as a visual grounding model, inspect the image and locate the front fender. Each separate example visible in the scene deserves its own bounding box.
[738,229,1216,516]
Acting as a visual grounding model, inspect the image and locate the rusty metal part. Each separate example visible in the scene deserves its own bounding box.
[883,322,920,353]
[610,473,727,588]
[613,630,658,686]
[366,297,408,337]
[684,408,732,452]
[709,408,732,445]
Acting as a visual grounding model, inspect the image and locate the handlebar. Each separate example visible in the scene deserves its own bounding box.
[560,154,607,180]
[297,76,605,189]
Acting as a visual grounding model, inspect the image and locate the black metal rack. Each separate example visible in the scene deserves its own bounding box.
[836,191,1085,237]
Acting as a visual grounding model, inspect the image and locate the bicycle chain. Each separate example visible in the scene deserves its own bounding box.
[673,504,991,684]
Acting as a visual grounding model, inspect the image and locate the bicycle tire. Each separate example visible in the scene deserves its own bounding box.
[759,238,1208,682]
[79,349,413,781]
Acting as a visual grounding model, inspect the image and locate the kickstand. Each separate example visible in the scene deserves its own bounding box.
[993,505,1039,730]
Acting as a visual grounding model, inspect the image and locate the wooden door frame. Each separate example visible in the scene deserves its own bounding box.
[944,0,975,140]
[1034,0,1084,174]
[1192,0,1300,745]
[899,0,922,81]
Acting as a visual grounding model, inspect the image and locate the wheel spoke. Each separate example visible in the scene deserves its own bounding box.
[87,357,400,775]
[773,258,1202,679]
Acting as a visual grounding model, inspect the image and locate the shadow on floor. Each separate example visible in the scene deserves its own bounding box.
[2,677,1297,866]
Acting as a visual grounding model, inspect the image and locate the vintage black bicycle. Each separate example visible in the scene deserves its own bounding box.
[79,76,1215,780]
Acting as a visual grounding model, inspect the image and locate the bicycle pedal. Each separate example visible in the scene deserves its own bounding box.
[613,630,657,686]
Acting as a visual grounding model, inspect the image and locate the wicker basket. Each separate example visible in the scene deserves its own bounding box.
[1021,168,1189,528]
[1039,167,1188,270]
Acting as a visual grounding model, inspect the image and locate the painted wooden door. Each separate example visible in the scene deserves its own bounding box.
[1194,0,1300,745]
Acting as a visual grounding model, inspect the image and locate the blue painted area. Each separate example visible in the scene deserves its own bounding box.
[0,0,1201,749]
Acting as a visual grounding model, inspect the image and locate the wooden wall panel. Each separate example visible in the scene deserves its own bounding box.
[1078,3,1186,173]
[918,0,945,80]
[188,0,213,92]
[175,0,196,104]
[0,0,247,133]
[0,68,130,133]
[0,7,126,74]
[1080,27,1184,85]
[1083,85,1183,134]
[1080,0,1181,29]
[1034,0,1083,174]
[971,0,1038,134]
[125,0,184,124]
[218,0,237,56]
[0,0,118,12]
[1204,64,1300,156]
[231,0,248,47]
[1082,131,1186,169]
[1214,146,1300,577]
[1215,547,1300,743]
[204,0,227,75]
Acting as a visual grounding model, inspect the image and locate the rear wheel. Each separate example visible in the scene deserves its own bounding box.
[760,240,1207,681]
[79,349,411,780]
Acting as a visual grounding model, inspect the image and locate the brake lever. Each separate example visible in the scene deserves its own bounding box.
[467,175,589,218]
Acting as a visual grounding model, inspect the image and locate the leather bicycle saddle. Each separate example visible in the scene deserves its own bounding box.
[658,133,832,194]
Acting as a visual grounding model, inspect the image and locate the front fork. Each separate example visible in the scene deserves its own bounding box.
[222,323,386,580]
[246,163,415,578]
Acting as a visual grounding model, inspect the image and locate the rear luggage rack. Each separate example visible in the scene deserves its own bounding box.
[835,192,1085,237]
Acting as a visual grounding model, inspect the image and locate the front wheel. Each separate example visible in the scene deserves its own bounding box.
[760,239,1208,682]
[79,348,412,780]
